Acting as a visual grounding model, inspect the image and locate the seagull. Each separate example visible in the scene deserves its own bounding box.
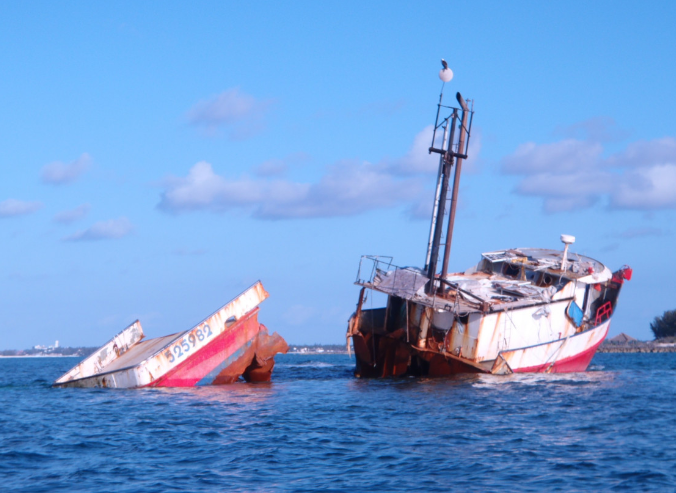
[439,59,453,83]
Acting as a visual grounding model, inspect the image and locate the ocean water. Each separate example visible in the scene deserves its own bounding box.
[1,353,676,492]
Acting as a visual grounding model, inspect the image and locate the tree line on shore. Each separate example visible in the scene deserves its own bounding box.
[651,309,676,339]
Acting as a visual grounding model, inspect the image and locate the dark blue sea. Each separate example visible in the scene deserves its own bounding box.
[1,353,675,492]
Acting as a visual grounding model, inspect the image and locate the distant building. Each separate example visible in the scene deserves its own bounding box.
[608,333,637,343]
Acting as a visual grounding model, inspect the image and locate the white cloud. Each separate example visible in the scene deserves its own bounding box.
[502,139,603,174]
[158,160,421,219]
[387,125,439,175]
[554,116,630,143]
[606,137,676,168]
[612,227,666,239]
[386,125,482,176]
[0,199,43,218]
[64,217,133,242]
[40,153,91,185]
[53,204,90,224]
[501,131,676,212]
[406,194,435,221]
[283,160,420,219]
[514,170,612,213]
[253,159,288,177]
[253,152,311,177]
[186,88,273,140]
[611,164,676,209]
[158,123,482,220]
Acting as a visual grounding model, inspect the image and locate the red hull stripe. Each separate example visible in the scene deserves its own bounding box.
[148,308,260,387]
[513,324,609,374]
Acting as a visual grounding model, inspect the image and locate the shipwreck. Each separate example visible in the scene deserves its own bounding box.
[54,281,288,388]
[346,63,631,377]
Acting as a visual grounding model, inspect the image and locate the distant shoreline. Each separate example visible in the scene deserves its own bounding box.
[597,346,676,354]
[1,351,351,358]
[0,354,79,358]
[4,344,673,358]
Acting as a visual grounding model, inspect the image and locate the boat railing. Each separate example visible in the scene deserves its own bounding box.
[355,255,395,286]
[355,255,432,301]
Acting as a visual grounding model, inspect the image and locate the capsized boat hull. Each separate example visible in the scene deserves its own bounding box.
[54,281,288,388]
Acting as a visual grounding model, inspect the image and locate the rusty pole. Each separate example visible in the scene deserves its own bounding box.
[441,93,470,278]
[426,109,458,293]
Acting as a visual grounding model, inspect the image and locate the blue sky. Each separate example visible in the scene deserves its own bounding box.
[2,1,675,348]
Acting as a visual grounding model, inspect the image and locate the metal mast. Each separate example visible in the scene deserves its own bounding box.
[424,119,449,271]
[426,110,458,292]
[441,93,471,278]
[425,65,474,293]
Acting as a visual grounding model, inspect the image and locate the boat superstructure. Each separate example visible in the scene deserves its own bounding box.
[346,65,631,377]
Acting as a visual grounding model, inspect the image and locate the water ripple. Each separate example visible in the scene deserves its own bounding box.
[1,353,675,491]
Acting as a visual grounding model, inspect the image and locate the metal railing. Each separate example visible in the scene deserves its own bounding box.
[355,255,394,286]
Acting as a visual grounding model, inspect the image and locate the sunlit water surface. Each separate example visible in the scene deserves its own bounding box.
[1,353,675,492]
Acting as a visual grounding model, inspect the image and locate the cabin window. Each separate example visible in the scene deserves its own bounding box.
[537,273,558,287]
[503,263,521,279]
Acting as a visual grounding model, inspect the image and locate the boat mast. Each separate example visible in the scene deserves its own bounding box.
[425,61,474,293]
[441,93,471,278]
[424,120,449,271]
[426,110,457,292]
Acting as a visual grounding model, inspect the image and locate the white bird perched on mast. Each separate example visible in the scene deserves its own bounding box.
[439,58,453,83]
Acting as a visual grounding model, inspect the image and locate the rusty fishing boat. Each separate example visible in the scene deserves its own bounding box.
[346,64,632,377]
[54,281,288,388]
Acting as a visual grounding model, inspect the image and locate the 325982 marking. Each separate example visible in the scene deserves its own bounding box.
[164,324,213,363]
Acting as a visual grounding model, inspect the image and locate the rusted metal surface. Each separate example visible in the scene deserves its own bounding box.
[243,326,289,382]
[54,281,287,388]
[346,287,366,357]
[349,254,629,378]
